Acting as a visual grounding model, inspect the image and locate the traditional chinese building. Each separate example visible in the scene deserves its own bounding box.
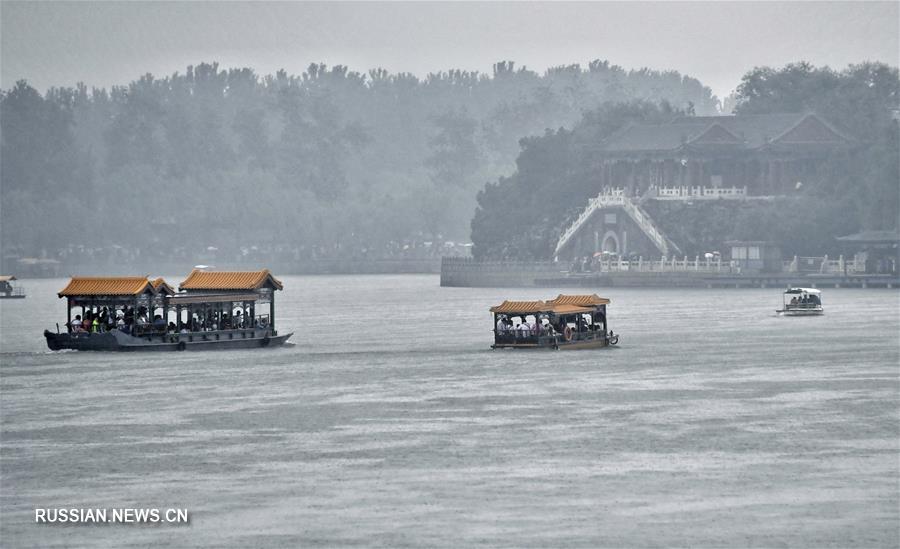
[593,112,856,197]
[556,112,857,261]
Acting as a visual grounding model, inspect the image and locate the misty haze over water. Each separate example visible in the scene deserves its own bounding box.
[1,2,899,547]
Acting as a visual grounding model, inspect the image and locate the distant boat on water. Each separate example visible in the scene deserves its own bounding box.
[44,269,292,351]
[0,276,25,299]
[490,294,618,350]
[776,287,824,316]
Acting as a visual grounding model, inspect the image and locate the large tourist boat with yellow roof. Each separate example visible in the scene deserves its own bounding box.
[44,269,292,351]
[490,294,618,350]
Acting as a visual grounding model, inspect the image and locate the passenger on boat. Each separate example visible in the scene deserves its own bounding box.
[70,315,84,332]
[496,315,508,333]
[515,320,526,338]
[116,314,125,330]
[576,315,587,333]
[542,320,556,337]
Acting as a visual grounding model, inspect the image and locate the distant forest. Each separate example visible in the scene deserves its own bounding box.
[472,62,899,260]
[1,60,717,267]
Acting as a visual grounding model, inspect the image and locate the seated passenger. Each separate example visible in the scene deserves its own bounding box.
[516,321,530,338]
[70,315,84,332]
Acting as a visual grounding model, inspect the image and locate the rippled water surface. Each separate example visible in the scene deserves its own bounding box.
[1,275,898,547]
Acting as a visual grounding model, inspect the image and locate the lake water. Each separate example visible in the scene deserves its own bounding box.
[1,275,898,547]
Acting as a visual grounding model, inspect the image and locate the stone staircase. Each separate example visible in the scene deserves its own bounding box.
[555,189,681,258]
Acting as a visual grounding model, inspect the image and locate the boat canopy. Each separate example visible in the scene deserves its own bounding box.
[784,287,821,295]
[179,269,283,291]
[490,300,549,314]
[547,294,610,306]
[168,293,261,305]
[548,304,596,315]
[490,294,609,315]
[0,275,17,282]
[58,276,163,297]
[151,277,177,295]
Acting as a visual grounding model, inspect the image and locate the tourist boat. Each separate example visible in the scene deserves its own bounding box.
[44,269,293,351]
[0,276,25,299]
[490,294,618,350]
[776,287,824,316]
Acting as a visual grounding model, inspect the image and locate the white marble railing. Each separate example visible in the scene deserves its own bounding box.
[573,256,733,274]
[555,189,673,257]
[653,186,747,200]
[784,255,864,274]
[620,197,673,256]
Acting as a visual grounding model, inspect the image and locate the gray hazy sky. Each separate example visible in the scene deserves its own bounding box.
[1,1,897,100]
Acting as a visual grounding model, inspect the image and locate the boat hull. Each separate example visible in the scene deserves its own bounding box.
[44,328,292,352]
[776,308,824,316]
[492,333,616,350]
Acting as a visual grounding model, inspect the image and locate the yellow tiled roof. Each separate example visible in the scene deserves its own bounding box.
[150,277,176,295]
[58,277,154,297]
[547,304,595,314]
[547,294,610,306]
[491,295,609,314]
[489,300,548,314]
[179,269,283,291]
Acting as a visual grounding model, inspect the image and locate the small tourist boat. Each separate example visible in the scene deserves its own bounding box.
[0,276,25,299]
[44,269,293,351]
[776,287,824,316]
[490,294,618,350]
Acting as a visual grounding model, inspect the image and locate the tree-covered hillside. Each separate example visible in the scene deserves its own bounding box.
[0,60,716,268]
[471,62,899,260]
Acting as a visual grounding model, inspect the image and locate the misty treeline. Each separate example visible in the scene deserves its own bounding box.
[0,60,716,264]
[472,62,899,260]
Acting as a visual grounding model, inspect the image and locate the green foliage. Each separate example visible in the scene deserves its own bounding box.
[645,198,859,257]
[471,101,682,259]
[735,61,899,232]
[1,60,716,263]
[473,61,898,260]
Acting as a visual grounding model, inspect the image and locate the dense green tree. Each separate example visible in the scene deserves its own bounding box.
[471,61,898,260]
[1,59,719,268]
